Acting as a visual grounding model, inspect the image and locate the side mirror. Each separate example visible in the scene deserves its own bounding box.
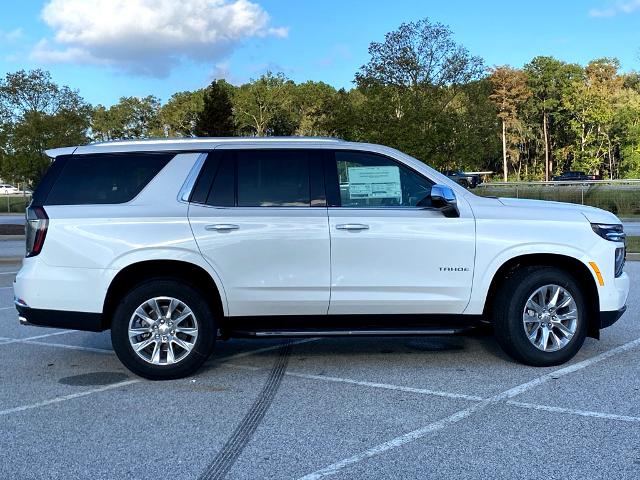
[430,184,459,218]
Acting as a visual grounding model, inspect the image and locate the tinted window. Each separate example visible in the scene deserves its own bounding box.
[237,151,311,207]
[335,151,433,208]
[205,153,235,207]
[45,153,173,205]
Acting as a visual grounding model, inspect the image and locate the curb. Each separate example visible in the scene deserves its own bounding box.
[627,253,640,262]
[0,235,24,241]
[0,257,22,264]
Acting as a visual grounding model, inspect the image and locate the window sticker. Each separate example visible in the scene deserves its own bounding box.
[347,166,402,201]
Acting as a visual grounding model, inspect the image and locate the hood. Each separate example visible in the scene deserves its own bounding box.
[497,197,621,225]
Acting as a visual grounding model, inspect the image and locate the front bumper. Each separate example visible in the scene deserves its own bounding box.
[15,304,106,332]
[599,305,627,330]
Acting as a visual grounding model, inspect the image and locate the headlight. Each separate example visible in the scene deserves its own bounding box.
[591,223,626,242]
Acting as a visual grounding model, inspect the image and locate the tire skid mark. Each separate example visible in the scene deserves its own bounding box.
[198,342,292,480]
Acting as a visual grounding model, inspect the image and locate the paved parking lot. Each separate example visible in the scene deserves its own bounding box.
[0,261,638,479]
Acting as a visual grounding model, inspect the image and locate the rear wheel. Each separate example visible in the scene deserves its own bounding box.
[111,279,216,380]
[492,266,587,366]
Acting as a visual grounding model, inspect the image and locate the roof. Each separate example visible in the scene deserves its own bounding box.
[44,136,345,158]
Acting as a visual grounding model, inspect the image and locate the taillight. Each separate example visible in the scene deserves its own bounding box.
[25,206,48,257]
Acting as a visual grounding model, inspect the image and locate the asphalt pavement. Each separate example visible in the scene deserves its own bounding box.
[0,261,638,479]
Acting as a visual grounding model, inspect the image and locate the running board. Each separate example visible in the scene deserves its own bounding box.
[227,327,474,338]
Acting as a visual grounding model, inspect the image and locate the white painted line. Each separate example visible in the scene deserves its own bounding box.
[0,380,140,417]
[0,306,15,311]
[0,286,13,290]
[287,371,484,401]
[0,271,17,275]
[507,400,640,423]
[227,363,483,402]
[0,329,78,346]
[23,340,114,354]
[298,337,640,479]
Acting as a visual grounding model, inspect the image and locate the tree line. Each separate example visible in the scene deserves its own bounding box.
[1,18,639,187]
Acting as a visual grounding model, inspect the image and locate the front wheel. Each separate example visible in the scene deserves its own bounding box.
[111,279,217,380]
[492,266,587,366]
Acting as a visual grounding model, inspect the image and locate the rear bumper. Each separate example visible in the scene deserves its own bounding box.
[15,304,106,332]
[599,306,627,330]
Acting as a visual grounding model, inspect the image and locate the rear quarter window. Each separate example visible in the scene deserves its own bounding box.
[43,153,173,205]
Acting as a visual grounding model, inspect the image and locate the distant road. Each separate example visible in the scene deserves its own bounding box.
[624,222,640,236]
[0,215,24,225]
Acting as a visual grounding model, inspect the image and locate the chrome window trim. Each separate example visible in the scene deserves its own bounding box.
[177,152,208,203]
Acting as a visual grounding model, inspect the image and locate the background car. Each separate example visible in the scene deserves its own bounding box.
[0,184,20,195]
[442,170,480,188]
[552,171,601,181]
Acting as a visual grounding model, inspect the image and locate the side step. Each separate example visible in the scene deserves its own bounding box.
[227,327,475,338]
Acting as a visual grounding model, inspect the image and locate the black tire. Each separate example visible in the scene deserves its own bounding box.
[111,278,217,380]
[492,266,587,367]
[458,179,469,189]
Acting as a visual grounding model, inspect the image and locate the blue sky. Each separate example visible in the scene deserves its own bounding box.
[0,0,639,106]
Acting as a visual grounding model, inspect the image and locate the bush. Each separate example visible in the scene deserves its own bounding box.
[0,195,30,214]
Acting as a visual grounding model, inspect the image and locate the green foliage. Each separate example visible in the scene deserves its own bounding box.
[92,96,162,141]
[162,90,205,137]
[0,69,90,185]
[194,81,233,137]
[233,72,296,136]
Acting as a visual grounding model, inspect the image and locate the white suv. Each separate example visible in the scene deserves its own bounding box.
[14,138,629,379]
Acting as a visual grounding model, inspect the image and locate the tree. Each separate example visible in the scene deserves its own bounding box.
[524,57,582,180]
[489,66,532,180]
[194,80,235,137]
[91,96,162,141]
[353,18,487,170]
[161,90,205,137]
[234,72,296,136]
[292,81,339,136]
[0,69,90,185]
[564,58,623,178]
[355,18,484,89]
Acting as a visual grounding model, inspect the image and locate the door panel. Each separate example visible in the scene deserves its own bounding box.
[327,150,475,315]
[190,206,330,316]
[188,149,330,317]
[328,208,475,314]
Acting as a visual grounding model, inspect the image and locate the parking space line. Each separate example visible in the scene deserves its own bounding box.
[227,363,483,402]
[0,271,18,275]
[0,306,15,310]
[231,362,640,425]
[507,401,640,423]
[22,340,114,354]
[0,330,79,346]
[0,286,13,290]
[297,336,640,479]
[0,380,140,417]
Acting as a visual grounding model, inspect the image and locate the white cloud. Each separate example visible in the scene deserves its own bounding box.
[31,0,288,77]
[589,0,640,17]
[0,28,23,43]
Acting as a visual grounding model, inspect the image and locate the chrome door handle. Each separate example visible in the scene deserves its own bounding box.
[205,224,239,232]
[335,223,369,231]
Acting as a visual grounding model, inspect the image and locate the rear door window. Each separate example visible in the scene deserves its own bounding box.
[236,150,311,207]
[190,149,326,208]
[44,153,173,205]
